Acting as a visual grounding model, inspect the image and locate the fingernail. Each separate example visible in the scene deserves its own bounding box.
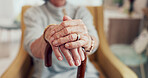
[53,40,58,45]
[58,57,63,61]
[50,37,54,42]
[76,60,81,66]
[70,60,74,66]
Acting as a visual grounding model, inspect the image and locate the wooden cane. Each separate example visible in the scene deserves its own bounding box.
[43,25,53,67]
[44,44,87,78]
[44,27,87,77]
[77,50,87,78]
[44,43,52,67]
[44,8,87,77]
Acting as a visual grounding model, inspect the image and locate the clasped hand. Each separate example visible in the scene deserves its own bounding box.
[45,16,91,66]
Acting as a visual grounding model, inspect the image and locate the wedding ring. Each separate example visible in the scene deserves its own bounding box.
[77,34,80,40]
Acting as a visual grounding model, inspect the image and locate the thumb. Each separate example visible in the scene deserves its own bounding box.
[63,15,72,21]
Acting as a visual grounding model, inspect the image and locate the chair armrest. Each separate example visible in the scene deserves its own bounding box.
[96,19,137,78]
[93,7,138,78]
[97,42,138,78]
[1,45,32,78]
[1,6,33,78]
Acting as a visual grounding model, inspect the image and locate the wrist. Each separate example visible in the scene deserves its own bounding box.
[30,35,47,59]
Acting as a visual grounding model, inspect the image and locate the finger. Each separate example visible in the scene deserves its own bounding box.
[47,15,73,42]
[51,25,86,40]
[63,15,72,21]
[51,46,63,61]
[60,45,75,66]
[49,16,72,42]
[78,47,85,61]
[65,40,87,49]
[45,25,55,41]
[61,19,84,26]
[70,49,81,66]
[47,25,65,42]
[50,25,64,36]
[52,34,78,46]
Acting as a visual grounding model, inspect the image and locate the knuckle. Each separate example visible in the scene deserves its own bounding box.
[67,43,73,48]
[70,44,74,48]
[61,49,68,54]
[64,27,69,34]
[52,34,56,39]
[74,57,80,60]
[77,42,81,46]
[52,29,56,32]
[58,38,63,44]
[56,40,60,45]
[66,57,72,60]
[54,33,59,39]
[57,34,60,39]
[50,29,56,35]
[69,34,75,41]
[61,21,66,26]
[48,25,54,31]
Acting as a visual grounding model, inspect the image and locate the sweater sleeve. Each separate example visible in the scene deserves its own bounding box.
[23,7,44,58]
[75,6,99,54]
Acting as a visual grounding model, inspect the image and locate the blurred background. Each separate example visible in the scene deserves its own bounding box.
[0,0,147,78]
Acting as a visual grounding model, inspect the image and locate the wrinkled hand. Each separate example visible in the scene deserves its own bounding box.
[51,16,92,51]
[45,17,85,66]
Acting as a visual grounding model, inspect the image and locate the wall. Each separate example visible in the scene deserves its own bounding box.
[0,0,102,26]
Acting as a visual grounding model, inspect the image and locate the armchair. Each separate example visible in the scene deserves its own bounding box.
[1,6,137,78]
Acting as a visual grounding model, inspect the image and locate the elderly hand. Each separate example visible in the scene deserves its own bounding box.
[49,16,92,66]
[51,16,92,51]
[44,16,87,66]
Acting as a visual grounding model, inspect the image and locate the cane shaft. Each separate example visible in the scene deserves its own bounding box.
[77,53,87,78]
[45,43,52,67]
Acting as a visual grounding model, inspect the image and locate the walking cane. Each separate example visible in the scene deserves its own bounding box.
[44,43,87,78]
[77,51,87,78]
[44,43,52,67]
[44,8,87,78]
[43,26,87,78]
